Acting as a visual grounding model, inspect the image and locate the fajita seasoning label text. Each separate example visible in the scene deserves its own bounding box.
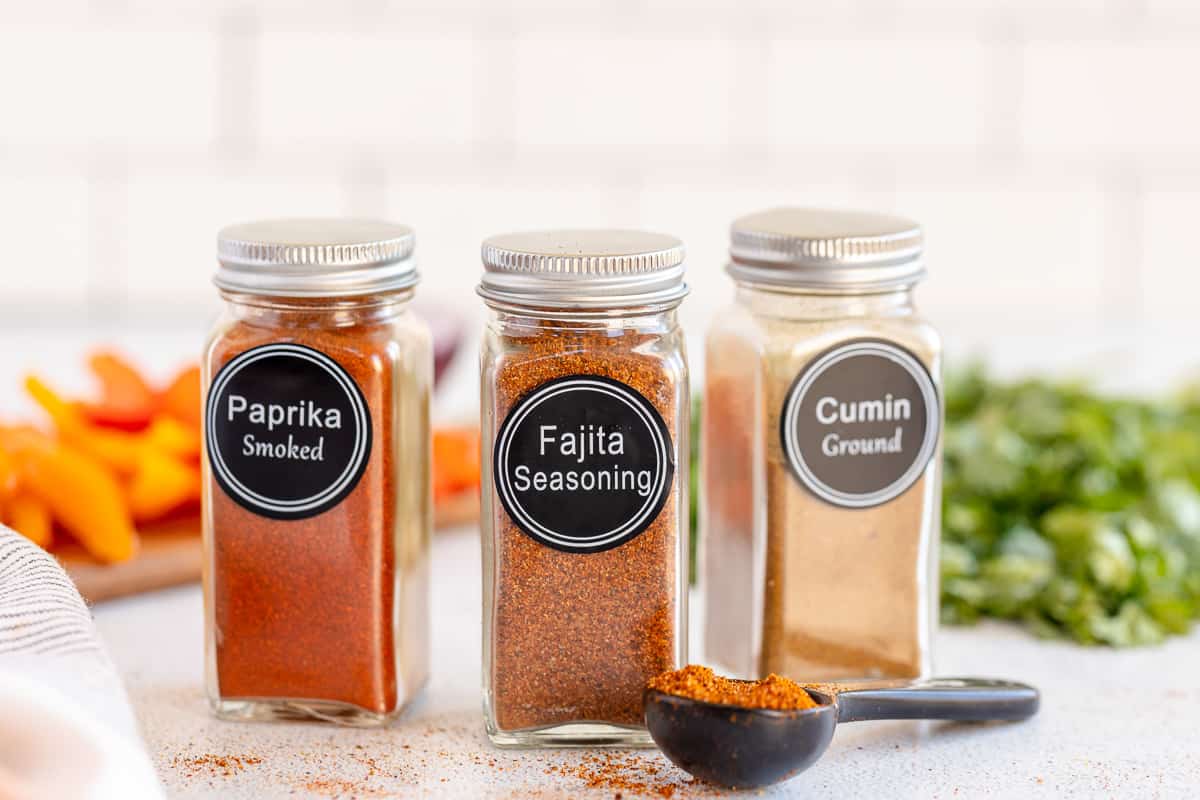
[206,342,373,520]
[781,339,939,508]
[493,374,674,553]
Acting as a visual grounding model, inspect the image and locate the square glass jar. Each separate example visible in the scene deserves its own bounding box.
[477,230,690,747]
[703,208,942,684]
[203,219,432,725]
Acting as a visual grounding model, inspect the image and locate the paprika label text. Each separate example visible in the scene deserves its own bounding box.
[206,343,372,520]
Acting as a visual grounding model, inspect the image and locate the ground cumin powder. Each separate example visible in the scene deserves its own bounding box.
[703,208,941,684]
[762,473,930,678]
[760,330,938,681]
[705,321,938,681]
[488,322,683,731]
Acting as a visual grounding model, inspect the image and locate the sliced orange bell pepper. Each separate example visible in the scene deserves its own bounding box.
[26,376,143,475]
[6,493,52,548]
[142,415,201,462]
[0,427,136,563]
[81,351,157,431]
[159,365,202,430]
[126,448,201,523]
[433,427,481,502]
[0,447,16,500]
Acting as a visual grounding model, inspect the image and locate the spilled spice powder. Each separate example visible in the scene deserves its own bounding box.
[171,753,263,779]
[547,753,691,799]
[301,777,391,797]
[648,665,818,711]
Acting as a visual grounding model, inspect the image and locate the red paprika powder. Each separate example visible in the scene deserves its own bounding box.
[203,219,432,724]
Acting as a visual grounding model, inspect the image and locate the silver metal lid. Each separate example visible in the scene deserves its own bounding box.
[478,229,687,309]
[215,218,418,297]
[728,207,924,291]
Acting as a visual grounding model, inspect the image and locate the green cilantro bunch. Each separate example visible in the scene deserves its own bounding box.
[941,366,1200,645]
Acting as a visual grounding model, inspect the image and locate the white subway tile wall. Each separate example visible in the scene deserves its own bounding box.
[258,33,478,146]
[0,0,1195,338]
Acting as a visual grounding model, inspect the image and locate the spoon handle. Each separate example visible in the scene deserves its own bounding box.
[834,678,1039,724]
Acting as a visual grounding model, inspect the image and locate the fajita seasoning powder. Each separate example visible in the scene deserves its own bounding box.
[478,230,690,747]
[202,218,432,725]
[647,665,818,711]
[703,208,942,683]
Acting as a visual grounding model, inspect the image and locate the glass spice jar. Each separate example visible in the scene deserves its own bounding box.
[703,208,942,683]
[203,218,432,725]
[478,230,690,748]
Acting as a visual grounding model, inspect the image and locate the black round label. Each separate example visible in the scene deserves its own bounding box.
[205,343,372,520]
[493,375,675,553]
[781,340,939,508]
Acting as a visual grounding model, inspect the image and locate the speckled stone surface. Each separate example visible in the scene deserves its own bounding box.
[94,529,1198,799]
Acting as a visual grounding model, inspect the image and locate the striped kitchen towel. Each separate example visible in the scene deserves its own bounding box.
[0,526,163,799]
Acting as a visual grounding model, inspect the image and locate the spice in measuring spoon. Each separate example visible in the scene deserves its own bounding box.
[645,669,1039,790]
[648,665,818,711]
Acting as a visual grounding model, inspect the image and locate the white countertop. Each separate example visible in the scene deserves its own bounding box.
[94,527,1196,800]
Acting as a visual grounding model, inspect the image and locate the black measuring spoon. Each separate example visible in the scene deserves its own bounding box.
[644,677,1039,789]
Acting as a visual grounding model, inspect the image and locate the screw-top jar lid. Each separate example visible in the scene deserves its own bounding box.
[728,207,924,292]
[478,229,688,309]
[215,218,418,297]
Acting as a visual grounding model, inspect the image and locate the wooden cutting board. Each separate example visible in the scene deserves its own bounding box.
[58,515,203,604]
[57,491,481,603]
